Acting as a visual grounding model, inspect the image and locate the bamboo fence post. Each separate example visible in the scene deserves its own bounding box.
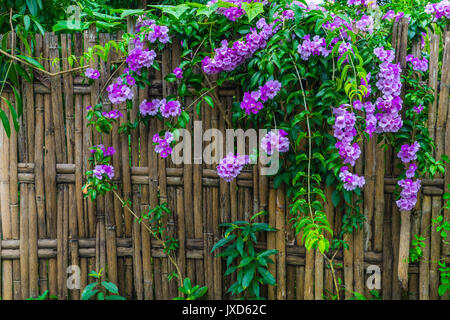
[267,188,276,299]
[137,46,152,300]
[275,187,286,300]
[419,196,431,299]
[437,31,450,263]
[354,148,364,295]
[45,32,59,298]
[0,91,12,300]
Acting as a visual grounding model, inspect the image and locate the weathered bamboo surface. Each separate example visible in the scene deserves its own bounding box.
[0,26,449,300]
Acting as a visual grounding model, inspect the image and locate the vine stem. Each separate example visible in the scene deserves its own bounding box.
[0,48,88,77]
[112,189,184,289]
[289,53,341,300]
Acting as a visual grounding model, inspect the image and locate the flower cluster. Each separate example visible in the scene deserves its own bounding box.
[140,99,161,117]
[126,46,157,73]
[90,144,116,157]
[85,68,100,80]
[202,18,279,74]
[206,0,265,22]
[217,153,249,182]
[413,104,424,114]
[396,141,421,211]
[173,67,183,79]
[240,80,281,115]
[332,105,359,164]
[297,35,330,61]
[382,10,407,22]
[373,47,403,133]
[339,167,365,191]
[136,16,170,44]
[261,129,289,155]
[396,179,421,211]
[338,42,353,64]
[425,1,450,21]
[153,132,174,158]
[161,100,182,118]
[139,98,182,118]
[292,1,327,13]
[347,0,376,7]
[355,15,374,34]
[406,163,418,178]
[93,164,115,180]
[397,141,420,164]
[406,54,428,72]
[107,78,134,105]
[102,109,124,119]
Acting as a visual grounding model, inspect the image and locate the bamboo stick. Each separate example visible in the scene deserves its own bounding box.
[267,188,276,299]
[0,92,12,300]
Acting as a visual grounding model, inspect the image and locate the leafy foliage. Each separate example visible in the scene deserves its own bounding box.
[81,269,126,300]
[212,212,277,299]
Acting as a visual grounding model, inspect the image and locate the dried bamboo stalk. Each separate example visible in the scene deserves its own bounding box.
[276,187,286,300]
[267,188,276,299]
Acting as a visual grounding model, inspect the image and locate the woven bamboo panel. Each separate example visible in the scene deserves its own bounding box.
[0,23,448,300]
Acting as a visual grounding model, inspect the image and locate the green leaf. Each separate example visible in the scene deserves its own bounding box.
[26,0,38,16]
[257,266,276,285]
[16,54,45,70]
[193,286,208,299]
[238,256,253,268]
[105,295,126,300]
[120,9,146,19]
[0,109,11,138]
[81,283,98,300]
[242,267,255,289]
[149,4,190,20]
[24,15,31,31]
[204,95,214,109]
[211,234,236,253]
[101,281,119,294]
[331,190,340,207]
[241,2,264,22]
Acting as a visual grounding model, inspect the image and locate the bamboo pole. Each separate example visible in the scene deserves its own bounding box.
[44,33,58,298]
[0,92,12,300]
[267,188,276,299]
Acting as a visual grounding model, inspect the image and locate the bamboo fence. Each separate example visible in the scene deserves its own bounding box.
[0,19,449,300]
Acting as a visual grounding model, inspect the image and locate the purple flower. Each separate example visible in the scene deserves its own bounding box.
[160,100,181,118]
[406,54,428,72]
[93,164,115,180]
[413,104,424,114]
[397,141,420,163]
[173,67,183,79]
[373,47,395,63]
[140,99,162,117]
[90,144,116,157]
[425,1,450,21]
[261,129,289,155]
[153,132,174,158]
[85,68,100,80]
[125,75,136,86]
[347,0,376,7]
[355,15,374,34]
[217,152,249,182]
[339,167,365,191]
[86,105,93,111]
[102,109,124,119]
[106,78,134,105]
[202,18,280,74]
[259,80,281,102]
[396,179,421,211]
[406,163,418,178]
[297,35,330,61]
[126,47,157,72]
[241,92,264,115]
